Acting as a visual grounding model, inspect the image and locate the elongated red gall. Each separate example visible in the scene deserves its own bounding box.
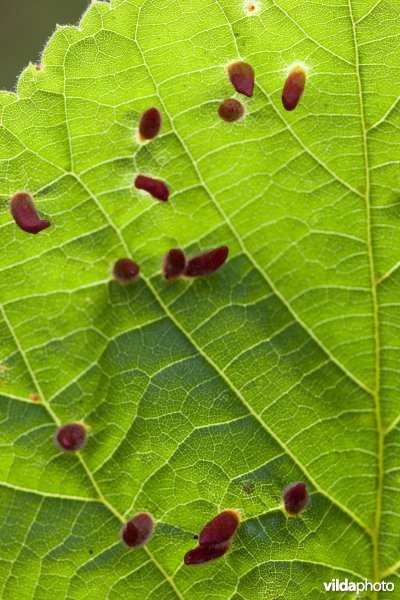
[218,99,244,122]
[10,192,50,234]
[282,65,306,111]
[163,248,186,279]
[184,541,230,565]
[138,107,162,141]
[135,175,169,202]
[113,258,140,284]
[120,513,154,548]
[55,423,87,452]
[185,246,229,277]
[227,61,254,97]
[199,510,240,547]
[283,482,309,515]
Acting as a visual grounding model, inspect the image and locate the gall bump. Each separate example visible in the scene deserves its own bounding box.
[185,246,229,277]
[55,423,87,452]
[135,175,169,202]
[113,258,140,285]
[283,482,309,515]
[163,248,186,279]
[120,512,154,548]
[10,192,50,234]
[184,541,230,565]
[138,107,162,142]
[227,61,255,97]
[218,99,244,123]
[199,509,240,547]
[184,509,240,566]
[282,65,306,111]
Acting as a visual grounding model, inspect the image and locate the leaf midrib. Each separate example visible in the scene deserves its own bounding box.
[347,0,384,590]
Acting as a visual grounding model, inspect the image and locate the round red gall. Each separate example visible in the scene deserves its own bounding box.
[283,482,309,515]
[55,423,87,452]
[218,99,244,122]
[163,248,186,279]
[113,258,140,284]
[120,513,154,548]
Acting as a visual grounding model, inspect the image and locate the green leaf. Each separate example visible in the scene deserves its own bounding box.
[0,0,399,597]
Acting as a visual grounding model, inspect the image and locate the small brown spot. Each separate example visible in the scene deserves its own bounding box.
[242,482,255,495]
[113,259,140,285]
[246,3,256,12]
[135,175,169,202]
[218,99,244,122]
[30,393,40,402]
[227,61,255,97]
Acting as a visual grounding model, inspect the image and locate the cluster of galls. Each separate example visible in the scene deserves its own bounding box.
[53,423,311,565]
[219,59,306,122]
[15,54,309,566]
[9,60,306,283]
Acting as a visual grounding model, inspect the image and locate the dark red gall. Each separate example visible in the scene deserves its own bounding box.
[163,248,186,279]
[113,258,140,284]
[199,510,240,547]
[135,175,169,202]
[138,107,162,141]
[283,482,309,515]
[185,246,229,277]
[55,423,87,452]
[227,61,255,97]
[184,541,230,565]
[120,513,154,548]
[282,65,306,111]
[10,192,50,234]
[218,99,244,122]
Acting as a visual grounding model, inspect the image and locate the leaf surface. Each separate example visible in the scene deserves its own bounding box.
[0,1,400,597]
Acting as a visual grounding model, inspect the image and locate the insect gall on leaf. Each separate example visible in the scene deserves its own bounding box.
[10,192,50,234]
[120,513,154,548]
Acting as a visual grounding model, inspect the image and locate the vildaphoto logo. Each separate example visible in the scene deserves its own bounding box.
[323,579,395,593]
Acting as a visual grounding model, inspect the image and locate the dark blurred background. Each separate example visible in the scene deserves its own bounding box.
[0,0,88,90]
